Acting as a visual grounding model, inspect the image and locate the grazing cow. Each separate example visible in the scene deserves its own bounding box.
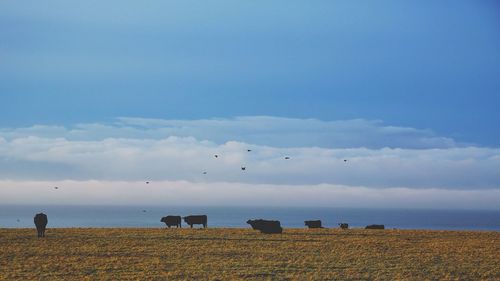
[161,216,182,228]
[246,219,283,234]
[365,224,385,229]
[304,220,323,229]
[34,213,48,238]
[338,223,349,229]
[183,215,207,228]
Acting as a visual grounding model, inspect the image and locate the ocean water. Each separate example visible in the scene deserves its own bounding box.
[1,205,499,231]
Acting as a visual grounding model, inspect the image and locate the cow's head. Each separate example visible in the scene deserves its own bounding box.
[160,217,167,222]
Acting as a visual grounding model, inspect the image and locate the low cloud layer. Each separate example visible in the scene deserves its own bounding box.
[0,136,498,189]
[1,180,499,209]
[1,116,459,149]
[0,117,499,207]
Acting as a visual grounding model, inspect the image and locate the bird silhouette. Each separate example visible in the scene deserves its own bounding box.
[203,171,207,175]
[247,149,252,152]
[241,167,246,171]
[142,210,147,213]
[344,159,348,162]
[54,186,59,190]
[214,154,219,158]
[146,181,150,184]
[284,157,290,160]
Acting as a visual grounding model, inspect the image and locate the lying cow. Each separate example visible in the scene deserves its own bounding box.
[183,215,207,228]
[34,213,48,238]
[365,224,385,229]
[338,223,349,229]
[247,219,283,234]
[161,215,182,228]
[304,220,323,228]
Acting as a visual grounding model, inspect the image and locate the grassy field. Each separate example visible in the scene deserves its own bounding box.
[1,228,499,280]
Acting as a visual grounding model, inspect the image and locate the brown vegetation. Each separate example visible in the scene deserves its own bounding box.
[0,228,498,280]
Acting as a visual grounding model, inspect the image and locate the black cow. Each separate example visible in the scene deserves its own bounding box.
[338,223,349,229]
[161,216,182,228]
[183,215,207,228]
[304,220,323,228]
[247,219,283,234]
[34,213,48,238]
[365,224,385,229]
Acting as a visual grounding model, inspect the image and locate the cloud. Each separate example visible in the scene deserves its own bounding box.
[0,116,459,149]
[0,116,499,208]
[0,134,498,189]
[1,180,499,209]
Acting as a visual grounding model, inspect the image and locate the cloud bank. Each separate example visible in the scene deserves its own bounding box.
[1,116,459,149]
[0,136,498,189]
[0,116,498,207]
[1,180,499,210]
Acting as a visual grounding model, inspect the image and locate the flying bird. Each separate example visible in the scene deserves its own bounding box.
[142,210,147,213]
[284,157,290,160]
[54,186,59,190]
[203,171,207,175]
[241,166,246,171]
[344,159,348,162]
[146,181,150,184]
[247,149,252,152]
[214,154,219,158]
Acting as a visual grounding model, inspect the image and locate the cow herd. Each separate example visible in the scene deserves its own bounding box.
[30,213,385,237]
[159,215,385,233]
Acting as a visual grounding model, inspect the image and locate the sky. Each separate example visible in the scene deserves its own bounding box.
[1,1,499,208]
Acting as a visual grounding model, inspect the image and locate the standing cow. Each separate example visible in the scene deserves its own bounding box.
[34,213,48,238]
[338,223,349,229]
[161,216,182,228]
[304,220,323,229]
[183,215,207,228]
[247,219,283,234]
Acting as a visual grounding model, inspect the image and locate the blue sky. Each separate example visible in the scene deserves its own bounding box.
[1,0,499,145]
[1,1,500,208]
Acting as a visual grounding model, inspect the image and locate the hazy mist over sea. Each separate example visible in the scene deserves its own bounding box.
[2,205,499,231]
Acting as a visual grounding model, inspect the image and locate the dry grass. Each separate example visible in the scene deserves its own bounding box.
[0,228,499,280]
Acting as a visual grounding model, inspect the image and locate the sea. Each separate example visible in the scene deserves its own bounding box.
[1,205,499,231]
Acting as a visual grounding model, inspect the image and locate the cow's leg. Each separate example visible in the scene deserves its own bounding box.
[190,224,193,228]
[204,223,207,228]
